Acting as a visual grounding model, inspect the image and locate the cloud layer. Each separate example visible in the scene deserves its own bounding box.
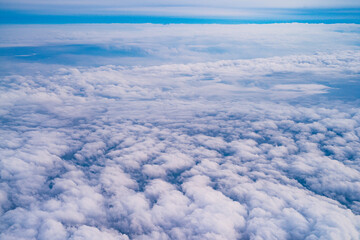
[1,35,360,240]
[1,23,359,75]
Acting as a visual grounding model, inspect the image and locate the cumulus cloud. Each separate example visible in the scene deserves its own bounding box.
[1,24,360,239]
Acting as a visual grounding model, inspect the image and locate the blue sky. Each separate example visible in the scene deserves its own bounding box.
[0,0,360,24]
[1,0,360,13]
[1,9,360,24]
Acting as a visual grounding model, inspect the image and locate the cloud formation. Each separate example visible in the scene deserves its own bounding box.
[1,23,360,75]
[1,35,360,240]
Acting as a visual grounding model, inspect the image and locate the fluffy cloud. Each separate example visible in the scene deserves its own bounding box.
[1,24,360,239]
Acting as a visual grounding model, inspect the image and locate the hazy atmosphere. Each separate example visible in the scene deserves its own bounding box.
[0,1,360,240]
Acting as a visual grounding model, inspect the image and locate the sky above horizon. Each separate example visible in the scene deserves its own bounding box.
[0,0,360,24]
[1,0,360,14]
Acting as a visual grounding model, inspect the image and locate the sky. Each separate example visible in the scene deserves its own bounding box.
[0,0,360,23]
[1,1,360,240]
[1,0,360,14]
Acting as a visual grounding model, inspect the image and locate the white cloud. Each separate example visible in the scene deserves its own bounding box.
[1,24,360,69]
[1,24,360,239]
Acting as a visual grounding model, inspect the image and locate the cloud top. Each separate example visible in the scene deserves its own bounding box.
[1,24,360,239]
[1,49,360,239]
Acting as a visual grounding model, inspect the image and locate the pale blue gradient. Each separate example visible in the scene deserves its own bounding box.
[0,9,359,24]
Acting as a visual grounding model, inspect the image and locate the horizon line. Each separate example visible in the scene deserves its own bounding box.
[1,17,359,25]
